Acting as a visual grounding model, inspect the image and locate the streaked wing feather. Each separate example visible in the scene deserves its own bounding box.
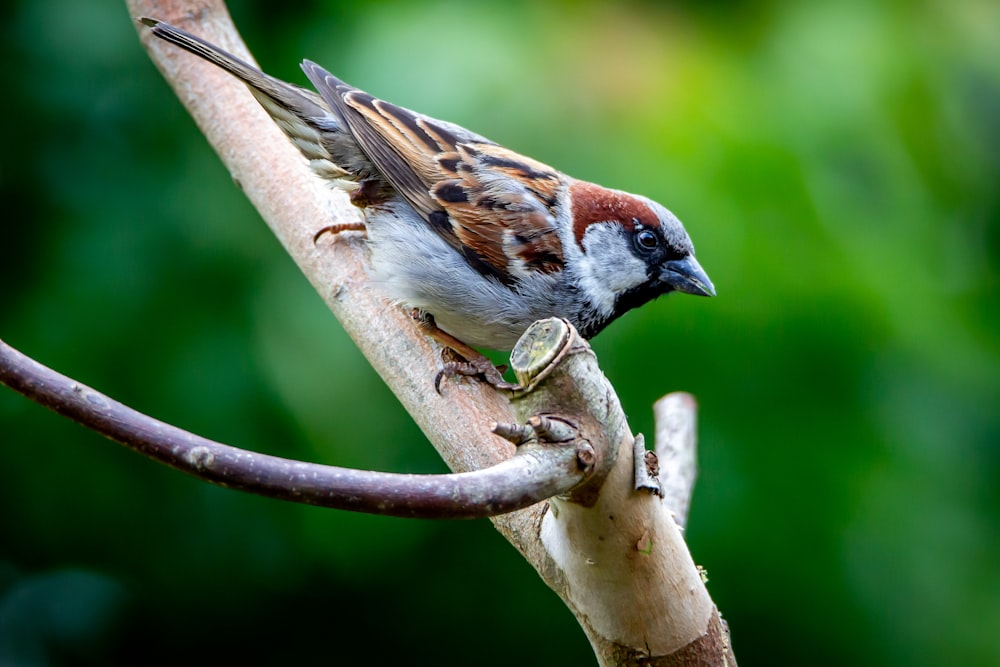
[304,61,566,280]
[341,94,450,220]
[433,144,565,278]
[303,63,440,220]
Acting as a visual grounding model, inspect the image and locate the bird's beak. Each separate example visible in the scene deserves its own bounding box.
[662,256,715,297]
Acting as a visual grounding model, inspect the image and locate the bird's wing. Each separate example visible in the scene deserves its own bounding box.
[302,61,566,282]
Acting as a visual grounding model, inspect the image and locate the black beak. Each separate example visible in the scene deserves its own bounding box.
[662,256,715,297]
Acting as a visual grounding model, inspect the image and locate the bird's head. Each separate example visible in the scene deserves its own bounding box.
[568,182,713,336]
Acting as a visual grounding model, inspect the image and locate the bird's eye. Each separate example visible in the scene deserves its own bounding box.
[635,228,659,251]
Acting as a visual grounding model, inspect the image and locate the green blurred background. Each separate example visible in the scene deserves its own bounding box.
[2,0,998,664]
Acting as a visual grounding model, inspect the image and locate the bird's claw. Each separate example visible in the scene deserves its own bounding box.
[313,222,367,244]
[435,349,519,393]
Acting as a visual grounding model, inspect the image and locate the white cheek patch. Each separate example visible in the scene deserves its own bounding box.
[573,224,649,315]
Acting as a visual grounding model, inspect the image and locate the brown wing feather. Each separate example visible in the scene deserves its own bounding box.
[303,63,447,223]
[304,62,565,280]
[342,94,454,217]
[432,144,565,277]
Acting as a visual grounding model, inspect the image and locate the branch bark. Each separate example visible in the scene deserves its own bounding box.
[17,1,739,663]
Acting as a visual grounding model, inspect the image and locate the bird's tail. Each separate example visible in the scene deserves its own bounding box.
[141,18,362,184]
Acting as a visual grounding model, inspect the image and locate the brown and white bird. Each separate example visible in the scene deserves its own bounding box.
[142,19,714,386]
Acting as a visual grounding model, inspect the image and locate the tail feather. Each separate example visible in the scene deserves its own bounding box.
[141,18,357,182]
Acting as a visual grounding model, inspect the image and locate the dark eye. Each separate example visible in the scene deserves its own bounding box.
[635,228,659,252]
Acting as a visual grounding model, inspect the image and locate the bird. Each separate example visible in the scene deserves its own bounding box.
[141,18,714,389]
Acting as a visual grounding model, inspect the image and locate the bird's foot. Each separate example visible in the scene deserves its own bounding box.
[435,348,518,393]
[411,310,519,392]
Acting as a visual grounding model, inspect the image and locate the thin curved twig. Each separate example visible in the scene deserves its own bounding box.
[0,338,586,519]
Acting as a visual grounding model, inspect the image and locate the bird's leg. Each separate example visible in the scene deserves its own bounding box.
[411,310,519,392]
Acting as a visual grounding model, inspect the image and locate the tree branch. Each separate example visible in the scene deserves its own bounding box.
[0,337,591,519]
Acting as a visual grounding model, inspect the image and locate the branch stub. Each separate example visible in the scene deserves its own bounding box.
[510,317,573,389]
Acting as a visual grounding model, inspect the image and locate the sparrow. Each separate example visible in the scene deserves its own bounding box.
[142,18,714,388]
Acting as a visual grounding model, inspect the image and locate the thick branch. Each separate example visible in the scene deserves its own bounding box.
[0,338,587,518]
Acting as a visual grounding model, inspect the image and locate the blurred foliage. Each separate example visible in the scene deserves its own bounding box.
[1,0,998,665]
